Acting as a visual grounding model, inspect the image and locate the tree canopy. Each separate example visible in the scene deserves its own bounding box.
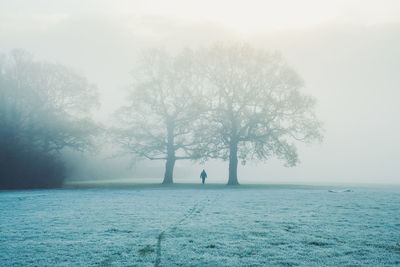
[113,49,205,184]
[197,44,323,184]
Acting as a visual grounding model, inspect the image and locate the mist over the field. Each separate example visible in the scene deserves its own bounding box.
[1,0,399,186]
[2,2,400,266]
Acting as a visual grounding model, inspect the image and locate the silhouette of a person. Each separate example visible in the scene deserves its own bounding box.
[200,169,207,184]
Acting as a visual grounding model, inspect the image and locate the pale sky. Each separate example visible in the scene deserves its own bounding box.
[1,0,399,184]
[2,0,400,31]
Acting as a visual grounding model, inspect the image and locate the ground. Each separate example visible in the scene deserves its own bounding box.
[0,184,399,266]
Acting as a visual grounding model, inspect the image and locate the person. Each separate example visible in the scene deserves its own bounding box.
[200,169,207,184]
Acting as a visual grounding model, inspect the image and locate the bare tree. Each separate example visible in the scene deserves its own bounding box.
[114,49,204,184]
[198,44,323,185]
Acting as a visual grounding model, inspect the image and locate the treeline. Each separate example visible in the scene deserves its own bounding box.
[0,44,323,189]
[0,50,99,189]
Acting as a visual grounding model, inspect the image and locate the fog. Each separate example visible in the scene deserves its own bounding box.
[1,0,399,186]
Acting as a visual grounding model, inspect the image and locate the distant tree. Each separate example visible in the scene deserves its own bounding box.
[8,50,99,153]
[197,44,323,185]
[113,49,204,184]
[0,50,99,189]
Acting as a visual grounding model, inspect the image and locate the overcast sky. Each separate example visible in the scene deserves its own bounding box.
[1,0,399,184]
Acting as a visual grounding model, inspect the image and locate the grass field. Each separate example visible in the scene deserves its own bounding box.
[1,183,399,266]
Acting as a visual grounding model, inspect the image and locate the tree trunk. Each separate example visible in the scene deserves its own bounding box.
[162,120,175,184]
[162,155,175,184]
[227,140,239,185]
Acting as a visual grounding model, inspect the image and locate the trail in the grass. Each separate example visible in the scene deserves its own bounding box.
[155,193,220,267]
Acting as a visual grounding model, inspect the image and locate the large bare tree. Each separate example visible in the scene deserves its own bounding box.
[114,49,204,184]
[198,44,323,185]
